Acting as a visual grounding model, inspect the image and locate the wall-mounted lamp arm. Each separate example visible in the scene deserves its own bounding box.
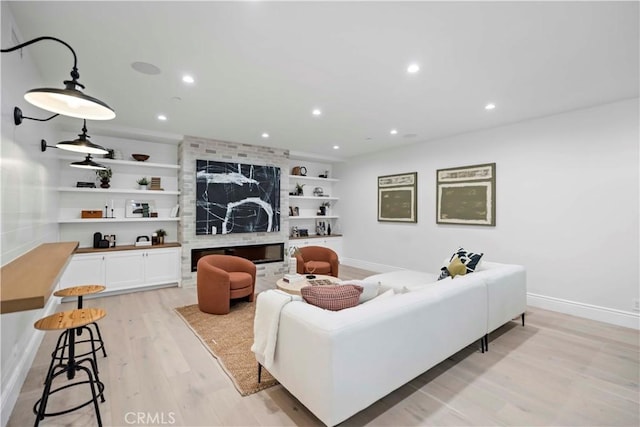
[14,107,59,126]
[1,36,80,84]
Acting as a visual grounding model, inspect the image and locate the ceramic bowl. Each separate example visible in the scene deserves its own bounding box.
[132,154,150,162]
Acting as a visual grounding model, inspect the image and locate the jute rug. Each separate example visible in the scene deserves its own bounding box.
[174,301,279,396]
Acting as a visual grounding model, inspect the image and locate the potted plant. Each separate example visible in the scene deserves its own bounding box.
[155,229,167,244]
[318,201,331,216]
[96,168,112,189]
[295,183,305,196]
[137,177,149,190]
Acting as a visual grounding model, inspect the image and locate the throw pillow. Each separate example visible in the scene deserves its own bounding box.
[301,285,363,311]
[438,255,468,280]
[339,279,379,303]
[449,247,484,273]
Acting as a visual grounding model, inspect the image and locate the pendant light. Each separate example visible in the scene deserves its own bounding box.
[1,36,115,120]
[56,119,108,155]
[69,154,107,170]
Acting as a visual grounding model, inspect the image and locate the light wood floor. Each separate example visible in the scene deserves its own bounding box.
[8,265,639,426]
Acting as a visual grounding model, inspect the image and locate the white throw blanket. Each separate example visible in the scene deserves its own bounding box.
[251,290,297,369]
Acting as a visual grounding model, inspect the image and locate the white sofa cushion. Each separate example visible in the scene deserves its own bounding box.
[364,270,438,293]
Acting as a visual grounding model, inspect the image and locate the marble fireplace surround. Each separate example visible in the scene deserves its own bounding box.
[178,136,290,287]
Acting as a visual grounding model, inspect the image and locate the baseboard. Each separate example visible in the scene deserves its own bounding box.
[1,296,60,427]
[527,293,639,330]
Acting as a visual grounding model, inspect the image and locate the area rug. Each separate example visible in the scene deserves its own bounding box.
[174,301,279,396]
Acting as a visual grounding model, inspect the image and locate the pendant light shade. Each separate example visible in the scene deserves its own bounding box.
[69,154,107,170]
[56,119,108,155]
[25,81,115,120]
[1,36,115,120]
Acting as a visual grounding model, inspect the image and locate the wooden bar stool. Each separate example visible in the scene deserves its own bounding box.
[53,285,108,360]
[33,308,107,426]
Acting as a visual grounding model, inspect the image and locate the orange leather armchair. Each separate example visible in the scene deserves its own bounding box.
[295,246,339,277]
[197,254,256,315]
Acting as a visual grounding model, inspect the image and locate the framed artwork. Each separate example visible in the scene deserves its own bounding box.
[377,172,417,223]
[436,163,495,226]
[125,200,156,218]
[195,160,281,235]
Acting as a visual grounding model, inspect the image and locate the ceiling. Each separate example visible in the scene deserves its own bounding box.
[6,1,639,160]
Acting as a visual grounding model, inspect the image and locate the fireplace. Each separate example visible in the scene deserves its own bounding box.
[191,243,284,271]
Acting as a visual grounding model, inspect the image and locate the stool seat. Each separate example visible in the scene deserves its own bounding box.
[54,285,106,298]
[34,308,106,331]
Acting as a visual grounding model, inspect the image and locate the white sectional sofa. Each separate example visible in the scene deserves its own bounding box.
[261,261,526,426]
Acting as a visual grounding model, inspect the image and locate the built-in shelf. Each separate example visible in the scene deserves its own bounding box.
[289,215,338,220]
[57,186,180,195]
[288,175,338,182]
[58,217,180,224]
[290,196,339,201]
[57,155,179,170]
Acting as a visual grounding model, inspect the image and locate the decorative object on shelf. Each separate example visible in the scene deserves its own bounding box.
[195,159,281,235]
[291,226,299,237]
[316,221,327,236]
[103,200,115,218]
[125,199,156,218]
[76,181,96,188]
[318,170,330,178]
[313,187,324,197]
[103,234,117,248]
[170,204,180,218]
[136,177,149,190]
[135,235,152,247]
[327,223,331,235]
[1,36,115,120]
[377,171,418,223]
[293,207,300,216]
[291,166,307,176]
[318,201,330,216]
[149,177,163,190]
[132,154,150,162]
[81,210,102,219]
[436,163,496,226]
[298,229,309,237]
[96,167,112,188]
[295,183,305,196]
[155,229,167,245]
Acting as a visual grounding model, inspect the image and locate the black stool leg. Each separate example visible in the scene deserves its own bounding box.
[257,363,262,383]
[90,322,108,357]
[521,312,525,327]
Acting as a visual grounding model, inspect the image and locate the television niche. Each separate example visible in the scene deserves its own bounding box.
[191,243,284,272]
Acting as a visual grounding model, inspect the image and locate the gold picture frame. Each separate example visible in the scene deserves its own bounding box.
[377,172,417,223]
[436,163,495,226]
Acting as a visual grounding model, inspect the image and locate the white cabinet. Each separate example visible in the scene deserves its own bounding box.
[59,246,181,293]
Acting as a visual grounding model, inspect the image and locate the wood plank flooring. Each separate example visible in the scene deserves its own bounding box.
[8,265,639,426]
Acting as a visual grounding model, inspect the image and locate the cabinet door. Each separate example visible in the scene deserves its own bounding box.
[105,251,145,290]
[144,248,180,285]
[59,254,106,288]
[322,237,343,260]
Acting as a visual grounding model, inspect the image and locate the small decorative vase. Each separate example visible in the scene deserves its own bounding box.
[100,178,110,189]
[158,236,165,245]
[138,184,148,190]
[289,257,297,274]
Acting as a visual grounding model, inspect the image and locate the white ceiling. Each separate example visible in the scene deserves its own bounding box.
[6,1,639,160]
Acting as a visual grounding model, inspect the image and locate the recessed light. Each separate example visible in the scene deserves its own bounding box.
[407,63,420,74]
[157,114,167,121]
[261,132,269,138]
[333,145,339,150]
[182,75,195,84]
[485,103,496,110]
[390,129,398,135]
[312,108,322,116]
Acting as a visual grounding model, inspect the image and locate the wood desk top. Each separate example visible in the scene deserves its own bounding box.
[0,242,79,314]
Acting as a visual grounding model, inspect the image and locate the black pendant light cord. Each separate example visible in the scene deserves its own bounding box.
[1,36,83,87]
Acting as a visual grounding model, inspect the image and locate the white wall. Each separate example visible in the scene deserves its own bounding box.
[335,99,639,328]
[0,3,62,425]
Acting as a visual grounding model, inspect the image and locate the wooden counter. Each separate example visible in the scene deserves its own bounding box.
[75,242,181,254]
[0,242,79,314]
